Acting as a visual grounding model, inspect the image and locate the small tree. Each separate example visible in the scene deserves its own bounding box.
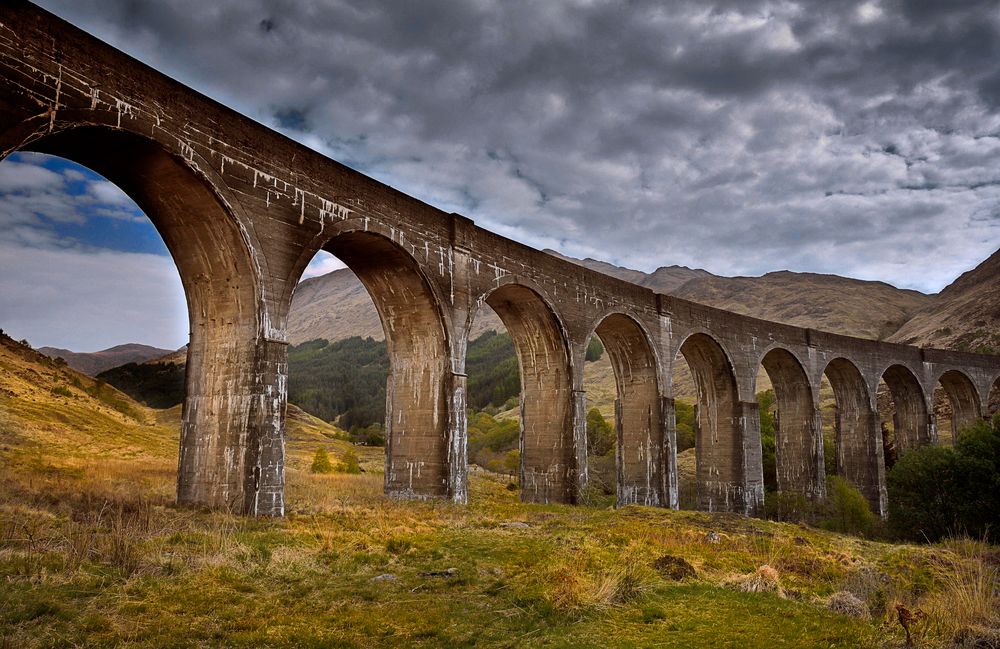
[339,449,362,474]
[585,337,604,362]
[820,476,877,537]
[310,447,335,474]
[586,407,615,456]
[502,449,520,478]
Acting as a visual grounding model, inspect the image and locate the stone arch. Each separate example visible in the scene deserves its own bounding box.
[309,229,457,501]
[989,375,1000,418]
[936,369,982,443]
[878,364,930,456]
[480,283,576,504]
[823,357,885,516]
[759,347,824,500]
[6,125,277,515]
[677,332,761,514]
[590,312,665,507]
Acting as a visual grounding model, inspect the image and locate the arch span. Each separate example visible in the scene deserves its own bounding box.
[593,313,667,507]
[484,283,576,504]
[760,348,824,500]
[879,365,929,456]
[319,231,457,501]
[678,333,762,514]
[824,358,886,517]
[936,369,982,442]
[14,126,277,515]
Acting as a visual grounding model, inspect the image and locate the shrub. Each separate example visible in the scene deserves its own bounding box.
[675,399,695,452]
[310,447,335,474]
[819,476,877,537]
[50,386,73,398]
[586,408,614,456]
[585,337,604,362]
[887,414,1000,542]
[338,449,362,474]
[763,490,811,523]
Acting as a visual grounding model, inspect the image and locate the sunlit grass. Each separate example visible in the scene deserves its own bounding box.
[1,337,997,647]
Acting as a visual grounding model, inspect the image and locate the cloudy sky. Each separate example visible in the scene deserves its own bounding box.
[2,0,999,351]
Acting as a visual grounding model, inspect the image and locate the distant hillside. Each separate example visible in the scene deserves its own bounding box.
[550,253,931,341]
[542,250,714,294]
[37,343,172,376]
[288,269,505,345]
[888,247,1000,354]
[289,253,935,347]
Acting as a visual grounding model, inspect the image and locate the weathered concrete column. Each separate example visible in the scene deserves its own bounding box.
[836,409,888,518]
[615,395,667,508]
[178,326,282,515]
[242,338,288,516]
[661,397,680,509]
[520,386,580,504]
[774,403,826,501]
[446,371,469,504]
[738,400,766,516]
[572,388,589,503]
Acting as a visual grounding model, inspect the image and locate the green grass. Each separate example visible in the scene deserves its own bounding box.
[0,334,997,647]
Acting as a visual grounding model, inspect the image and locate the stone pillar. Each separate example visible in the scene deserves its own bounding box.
[446,371,469,504]
[616,396,668,508]
[738,400,765,517]
[775,403,826,501]
[242,338,288,516]
[809,405,827,500]
[177,326,282,515]
[837,409,887,518]
[572,388,589,504]
[661,396,679,509]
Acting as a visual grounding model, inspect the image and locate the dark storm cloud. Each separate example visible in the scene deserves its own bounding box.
[31,0,1000,292]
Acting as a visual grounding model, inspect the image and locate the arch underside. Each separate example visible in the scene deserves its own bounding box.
[595,314,664,507]
[938,370,982,440]
[825,358,886,516]
[762,349,823,499]
[326,232,451,500]
[881,365,929,455]
[680,334,758,513]
[20,126,274,514]
[486,285,574,504]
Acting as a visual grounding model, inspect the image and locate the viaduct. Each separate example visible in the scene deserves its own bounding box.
[2,2,999,518]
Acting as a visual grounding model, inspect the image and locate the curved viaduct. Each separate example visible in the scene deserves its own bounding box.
[2,2,999,518]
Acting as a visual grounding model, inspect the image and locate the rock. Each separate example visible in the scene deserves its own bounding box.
[419,568,458,578]
[500,521,530,529]
[372,573,397,582]
[705,531,721,544]
[826,591,869,619]
[652,554,697,581]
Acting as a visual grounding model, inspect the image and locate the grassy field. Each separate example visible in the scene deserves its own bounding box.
[1,335,997,648]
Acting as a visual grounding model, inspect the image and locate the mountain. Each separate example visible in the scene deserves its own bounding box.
[888,248,1000,353]
[672,271,929,341]
[37,343,173,376]
[546,253,931,340]
[288,268,504,345]
[542,250,715,294]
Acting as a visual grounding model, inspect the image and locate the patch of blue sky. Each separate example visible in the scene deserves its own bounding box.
[5,152,168,256]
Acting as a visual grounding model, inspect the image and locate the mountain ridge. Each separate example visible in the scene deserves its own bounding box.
[38,343,173,376]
